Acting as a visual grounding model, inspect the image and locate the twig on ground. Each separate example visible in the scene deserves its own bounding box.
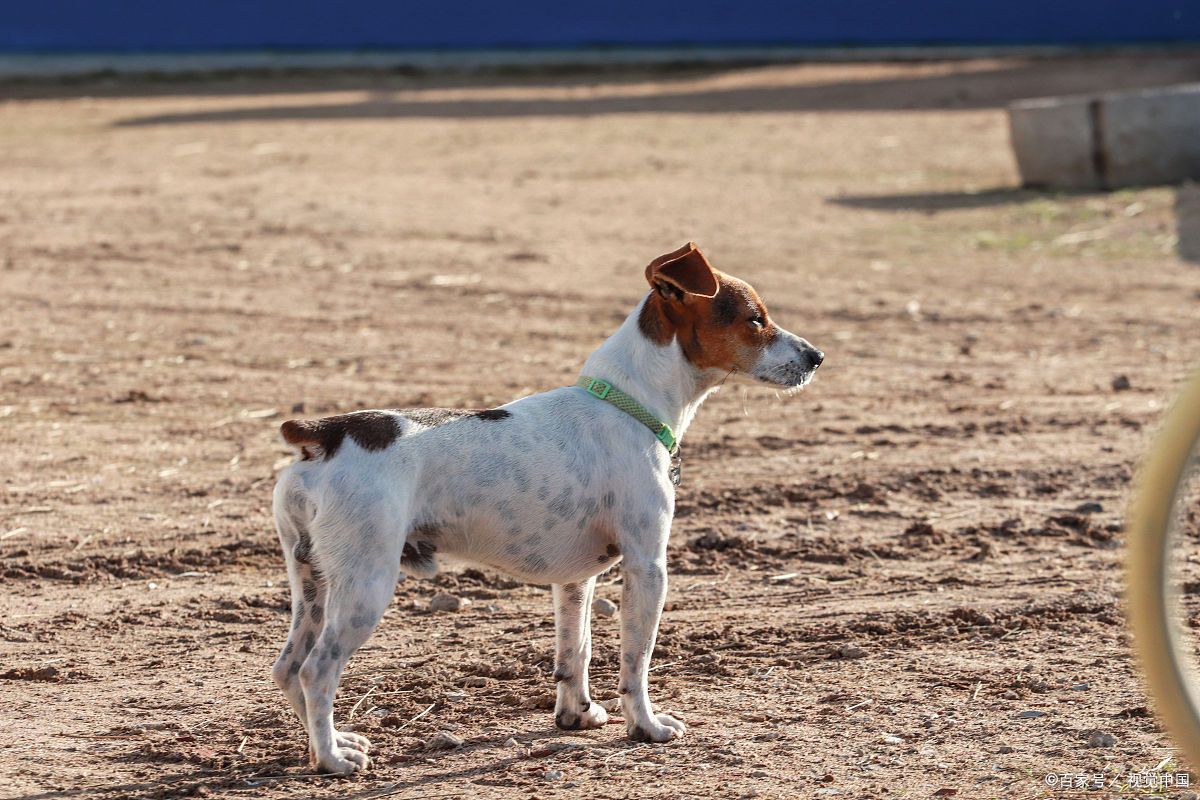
[604,743,649,770]
[348,686,377,721]
[392,702,436,733]
[243,772,336,786]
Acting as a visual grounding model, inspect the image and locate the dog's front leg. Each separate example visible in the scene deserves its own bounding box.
[618,547,686,742]
[551,578,608,730]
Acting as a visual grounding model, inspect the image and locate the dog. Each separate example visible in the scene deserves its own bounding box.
[269,242,823,774]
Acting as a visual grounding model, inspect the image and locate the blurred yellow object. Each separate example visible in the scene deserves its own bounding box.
[1128,371,1200,767]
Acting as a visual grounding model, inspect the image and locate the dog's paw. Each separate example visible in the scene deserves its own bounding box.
[336,730,371,753]
[627,713,686,743]
[555,701,609,730]
[315,746,370,775]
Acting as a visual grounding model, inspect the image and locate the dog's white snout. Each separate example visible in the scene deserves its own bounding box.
[753,327,823,388]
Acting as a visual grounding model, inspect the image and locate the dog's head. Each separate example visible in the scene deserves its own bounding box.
[638,242,823,389]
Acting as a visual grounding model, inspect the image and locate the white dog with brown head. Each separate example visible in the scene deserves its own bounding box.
[270,243,823,773]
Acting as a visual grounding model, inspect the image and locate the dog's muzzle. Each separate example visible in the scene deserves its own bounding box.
[753,330,824,389]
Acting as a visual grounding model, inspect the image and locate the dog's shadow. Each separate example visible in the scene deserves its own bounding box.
[11,723,641,799]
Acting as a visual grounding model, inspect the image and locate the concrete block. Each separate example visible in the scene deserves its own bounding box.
[1009,83,1200,190]
[1100,85,1200,188]
[1009,96,1097,190]
[1177,183,1200,263]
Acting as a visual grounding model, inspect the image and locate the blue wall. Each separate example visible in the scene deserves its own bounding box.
[2,1,1198,52]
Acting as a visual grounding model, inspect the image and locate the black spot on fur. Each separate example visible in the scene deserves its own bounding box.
[397,407,477,427]
[553,668,572,683]
[304,632,316,654]
[523,554,549,574]
[606,543,621,558]
[280,411,400,460]
[555,711,582,730]
[310,604,323,624]
[302,579,317,602]
[350,613,374,629]
[548,486,576,519]
[292,612,303,630]
[581,700,592,714]
[602,491,616,509]
[630,725,650,742]
[288,661,301,677]
[327,643,342,661]
[293,538,311,565]
[401,527,439,575]
[282,641,294,657]
[473,408,511,421]
[711,287,744,326]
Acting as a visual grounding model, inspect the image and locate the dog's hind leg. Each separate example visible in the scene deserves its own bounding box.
[551,578,608,730]
[270,490,326,740]
[299,515,403,775]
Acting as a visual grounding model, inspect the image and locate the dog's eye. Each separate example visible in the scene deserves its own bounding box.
[748,315,765,329]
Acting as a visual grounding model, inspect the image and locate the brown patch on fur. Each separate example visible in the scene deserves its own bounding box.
[280,411,399,460]
[639,244,775,373]
[282,407,511,461]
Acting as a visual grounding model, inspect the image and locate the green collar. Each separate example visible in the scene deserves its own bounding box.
[576,376,678,455]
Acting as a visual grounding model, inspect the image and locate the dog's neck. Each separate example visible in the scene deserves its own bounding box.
[580,293,723,444]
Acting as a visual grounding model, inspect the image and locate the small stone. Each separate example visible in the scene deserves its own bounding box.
[1074,502,1103,514]
[1087,730,1116,748]
[291,401,306,413]
[427,731,463,750]
[599,697,621,713]
[544,769,563,782]
[1111,375,1131,391]
[1015,710,1047,719]
[521,693,556,710]
[430,593,468,613]
[883,735,903,745]
[463,676,489,688]
[836,644,867,660]
[503,737,519,748]
[593,597,618,617]
[750,770,769,778]
[1001,690,1019,700]
[998,745,1014,754]
[1070,683,1090,691]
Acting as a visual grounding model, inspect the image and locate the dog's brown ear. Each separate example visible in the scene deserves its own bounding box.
[645,242,719,299]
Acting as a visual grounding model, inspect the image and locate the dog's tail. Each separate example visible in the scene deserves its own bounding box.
[280,411,401,462]
[280,419,325,461]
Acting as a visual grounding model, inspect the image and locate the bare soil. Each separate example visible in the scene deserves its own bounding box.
[4,55,1200,800]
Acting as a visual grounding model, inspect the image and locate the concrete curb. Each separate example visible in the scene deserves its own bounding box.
[1010,83,1200,189]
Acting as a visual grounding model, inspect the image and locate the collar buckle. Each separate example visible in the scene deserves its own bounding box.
[586,378,612,399]
[656,425,677,453]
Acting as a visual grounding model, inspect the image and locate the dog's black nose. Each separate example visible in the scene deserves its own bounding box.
[807,348,824,369]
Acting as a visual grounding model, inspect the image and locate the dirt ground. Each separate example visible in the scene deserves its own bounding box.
[4,55,1200,800]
